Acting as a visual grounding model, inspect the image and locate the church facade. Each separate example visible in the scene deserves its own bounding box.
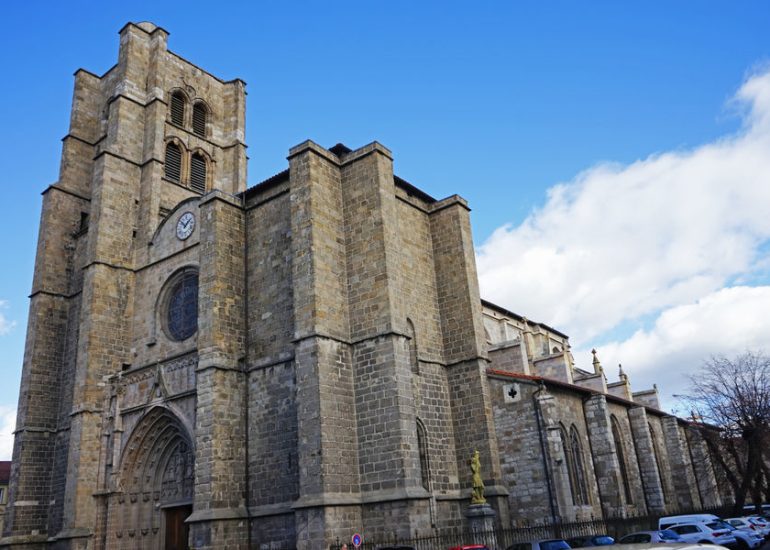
[2,23,725,550]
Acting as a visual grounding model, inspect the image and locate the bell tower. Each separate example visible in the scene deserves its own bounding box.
[3,22,246,549]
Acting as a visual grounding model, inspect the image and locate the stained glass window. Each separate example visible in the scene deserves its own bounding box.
[167,271,198,341]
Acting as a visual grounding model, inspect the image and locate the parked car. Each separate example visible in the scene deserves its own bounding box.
[715,520,765,549]
[667,522,737,547]
[658,514,720,530]
[726,517,770,539]
[448,546,490,550]
[505,540,572,550]
[618,529,683,544]
[566,535,615,547]
[746,516,770,539]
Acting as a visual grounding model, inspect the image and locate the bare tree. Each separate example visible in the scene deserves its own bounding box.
[681,351,770,513]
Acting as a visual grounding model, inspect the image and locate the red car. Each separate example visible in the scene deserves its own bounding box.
[448,546,491,550]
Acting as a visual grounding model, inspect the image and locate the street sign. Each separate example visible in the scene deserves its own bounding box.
[352,533,362,548]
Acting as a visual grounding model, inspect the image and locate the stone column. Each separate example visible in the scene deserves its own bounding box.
[583,394,624,517]
[661,416,701,511]
[628,407,666,513]
[188,191,249,549]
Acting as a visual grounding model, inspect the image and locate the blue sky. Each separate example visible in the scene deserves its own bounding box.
[1,2,770,456]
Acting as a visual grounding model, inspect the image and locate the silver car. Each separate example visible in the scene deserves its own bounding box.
[667,522,737,547]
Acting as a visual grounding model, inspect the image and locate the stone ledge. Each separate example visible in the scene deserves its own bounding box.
[248,502,293,518]
[292,487,432,509]
[0,534,50,546]
[198,188,243,209]
[186,506,249,523]
[53,527,92,540]
[431,193,470,213]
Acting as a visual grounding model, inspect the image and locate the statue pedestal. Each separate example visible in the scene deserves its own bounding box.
[465,503,497,548]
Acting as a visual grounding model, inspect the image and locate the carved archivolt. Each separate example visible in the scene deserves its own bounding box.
[108,406,194,549]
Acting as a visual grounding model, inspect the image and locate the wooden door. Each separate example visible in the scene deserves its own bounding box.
[164,505,192,550]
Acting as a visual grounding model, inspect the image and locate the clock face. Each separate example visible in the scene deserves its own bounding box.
[176,212,195,240]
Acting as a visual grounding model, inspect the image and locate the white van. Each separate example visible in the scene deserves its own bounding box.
[658,514,720,530]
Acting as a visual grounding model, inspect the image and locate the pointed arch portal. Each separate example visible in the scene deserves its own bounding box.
[108,406,194,550]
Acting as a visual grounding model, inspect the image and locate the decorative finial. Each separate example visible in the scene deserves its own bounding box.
[592,349,603,374]
[619,363,628,381]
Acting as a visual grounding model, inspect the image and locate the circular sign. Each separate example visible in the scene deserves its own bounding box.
[352,533,362,548]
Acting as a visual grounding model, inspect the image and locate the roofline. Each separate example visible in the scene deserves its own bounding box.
[486,368,671,418]
[242,169,290,200]
[481,299,570,339]
[394,175,437,204]
[241,171,437,205]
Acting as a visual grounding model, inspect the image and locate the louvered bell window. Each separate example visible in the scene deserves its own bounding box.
[192,103,207,137]
[190,154,207,193]
[165,143,182,182]
[170,91,186,126]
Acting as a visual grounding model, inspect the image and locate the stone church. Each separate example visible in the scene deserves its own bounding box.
[2,22,726,550]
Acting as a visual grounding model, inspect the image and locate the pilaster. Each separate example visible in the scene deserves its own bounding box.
[289,143,361,549]
[189,191,249,549]
[431,197,508,527]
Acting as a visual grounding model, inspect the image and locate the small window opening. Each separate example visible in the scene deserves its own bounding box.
[416,419,430,491]
[79,212,90,232]
[170,91,186,126]
[406,318,419,375]
[190,154,207,194]
[192,103,207,137]
[165,143,182,182]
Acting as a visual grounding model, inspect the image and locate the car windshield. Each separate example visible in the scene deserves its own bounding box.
[593,536,614,545]
[659,530,680,540]
[541,540,570,550]
[707,521,733,531]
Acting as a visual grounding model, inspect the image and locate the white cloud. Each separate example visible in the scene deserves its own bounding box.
[0,300,16,336]
[477,68,770,346]
[575,286,770,408]
[0,405,16,461]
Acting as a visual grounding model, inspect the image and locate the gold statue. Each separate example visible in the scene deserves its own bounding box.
[469,449,486,505]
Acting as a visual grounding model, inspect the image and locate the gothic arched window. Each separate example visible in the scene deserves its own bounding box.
[611,416,634,504]
[192,102,208,137]
[560,425,578,505]
[170,91,186,126]
[190,153,207,194]
[570,425,589,505]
